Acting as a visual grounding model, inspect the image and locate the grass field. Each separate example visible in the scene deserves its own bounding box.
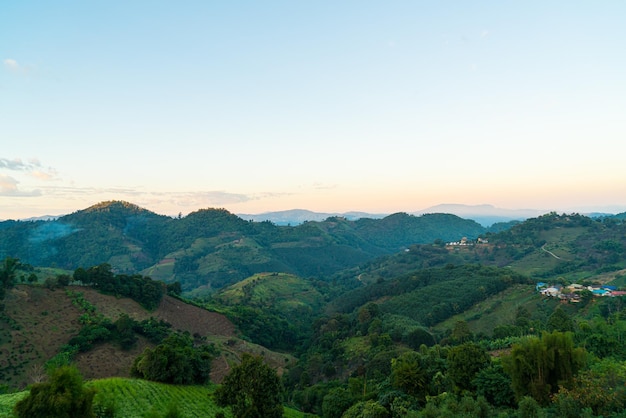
[433,284,544,336]
[0,377,313,418]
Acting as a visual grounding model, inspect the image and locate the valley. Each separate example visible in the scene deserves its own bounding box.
[1,202,626,417]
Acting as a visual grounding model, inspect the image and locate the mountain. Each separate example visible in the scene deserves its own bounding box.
[0,201,488,294]
[413,203,548,226]
[333,212,626,289]
[237,209,386,225]
[237,203,551,227]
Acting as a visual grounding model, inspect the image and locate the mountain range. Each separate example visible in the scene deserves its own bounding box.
[0,201,489,294]
[239,203,613,227]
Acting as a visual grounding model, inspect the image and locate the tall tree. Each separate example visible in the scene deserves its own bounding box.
[215,353,283,418]
[503,331,586,405]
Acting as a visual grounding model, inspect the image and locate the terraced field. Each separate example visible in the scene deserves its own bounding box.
[0,377,310,417]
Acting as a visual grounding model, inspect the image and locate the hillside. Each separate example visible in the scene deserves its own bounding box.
[0,285,290,389]
[0,200,489,294]
[2,212,626,416]
[330,212,626,289]
[207,272,328,351]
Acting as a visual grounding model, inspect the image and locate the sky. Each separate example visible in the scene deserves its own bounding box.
[1,1,626,220]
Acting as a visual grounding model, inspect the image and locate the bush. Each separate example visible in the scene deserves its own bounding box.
[14,366,95,418]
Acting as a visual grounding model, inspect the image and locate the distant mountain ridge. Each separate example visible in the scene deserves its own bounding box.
[413,204,549,226]
[238,204,548,227]
[239,204,624,227]
[237,209,387,225]
[6,203,622,226]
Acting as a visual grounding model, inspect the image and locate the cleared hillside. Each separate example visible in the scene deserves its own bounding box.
[0,285,289,388]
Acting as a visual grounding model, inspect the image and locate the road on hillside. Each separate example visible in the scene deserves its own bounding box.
[541,244,563,260]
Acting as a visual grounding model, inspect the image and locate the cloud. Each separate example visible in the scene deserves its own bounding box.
[480,30,490,39]
[0,174,42,197]
[35,186,261,207]
[0,158,34,171]
[31,169,59,181]
[3,58,34,76]
[0,174,18,192]
[0,158,59,181]
[146,191,255,207]
[3,58,19,71]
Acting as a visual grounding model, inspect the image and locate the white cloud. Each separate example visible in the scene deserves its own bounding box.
[3,58,34,75]
[3,58,19,71]
[0,174,41,197]
[31,169,59,181]
[0,174,18,192]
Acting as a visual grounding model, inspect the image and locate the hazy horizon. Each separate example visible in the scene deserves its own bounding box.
[2,2,625,220]
[4,200,626,223]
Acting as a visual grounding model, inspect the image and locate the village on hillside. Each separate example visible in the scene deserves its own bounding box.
[536,282,626,303]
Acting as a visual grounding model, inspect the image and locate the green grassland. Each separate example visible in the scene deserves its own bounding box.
[217,272,324,312]
[433,284,544,336]
[89,378,229,418]
[0,377,312,418]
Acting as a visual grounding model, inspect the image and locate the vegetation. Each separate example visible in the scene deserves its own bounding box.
[14,366,95,418]
[0,200,493,292]
[215,353,283,418]
[3,207,626,416]
[131,333,218,385]
[74,264,164,310]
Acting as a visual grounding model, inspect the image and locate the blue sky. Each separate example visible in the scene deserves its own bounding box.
[2,1,625,219]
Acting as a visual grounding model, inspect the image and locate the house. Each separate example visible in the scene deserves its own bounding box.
[541,287,561,297]
[592,288,611,297]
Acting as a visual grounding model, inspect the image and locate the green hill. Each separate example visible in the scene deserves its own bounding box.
[0,200,489,293]
[207,273,327,351]
[331,212,626,289]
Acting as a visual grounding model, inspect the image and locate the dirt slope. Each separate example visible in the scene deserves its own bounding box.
[0,285,286,388]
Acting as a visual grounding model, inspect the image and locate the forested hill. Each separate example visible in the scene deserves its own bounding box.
[0,201,485,291]
[330,212,626,290]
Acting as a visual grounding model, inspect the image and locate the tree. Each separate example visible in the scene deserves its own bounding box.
[547,306,574,332]
[14,366,95,418]
[321,387,354,418]
[131,333,215,384]
[450,320,473,343]
[517,396,546,418]
[447,342,490,392]
[390,351,428,402]
[503,331,586,405]
[341,400,389,418]
[473,362,515,408]
[215,353,283,418]
[0,256,19,300]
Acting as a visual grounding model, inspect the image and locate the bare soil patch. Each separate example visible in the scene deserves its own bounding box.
[0,286,82,388]
[1,285,287,388]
